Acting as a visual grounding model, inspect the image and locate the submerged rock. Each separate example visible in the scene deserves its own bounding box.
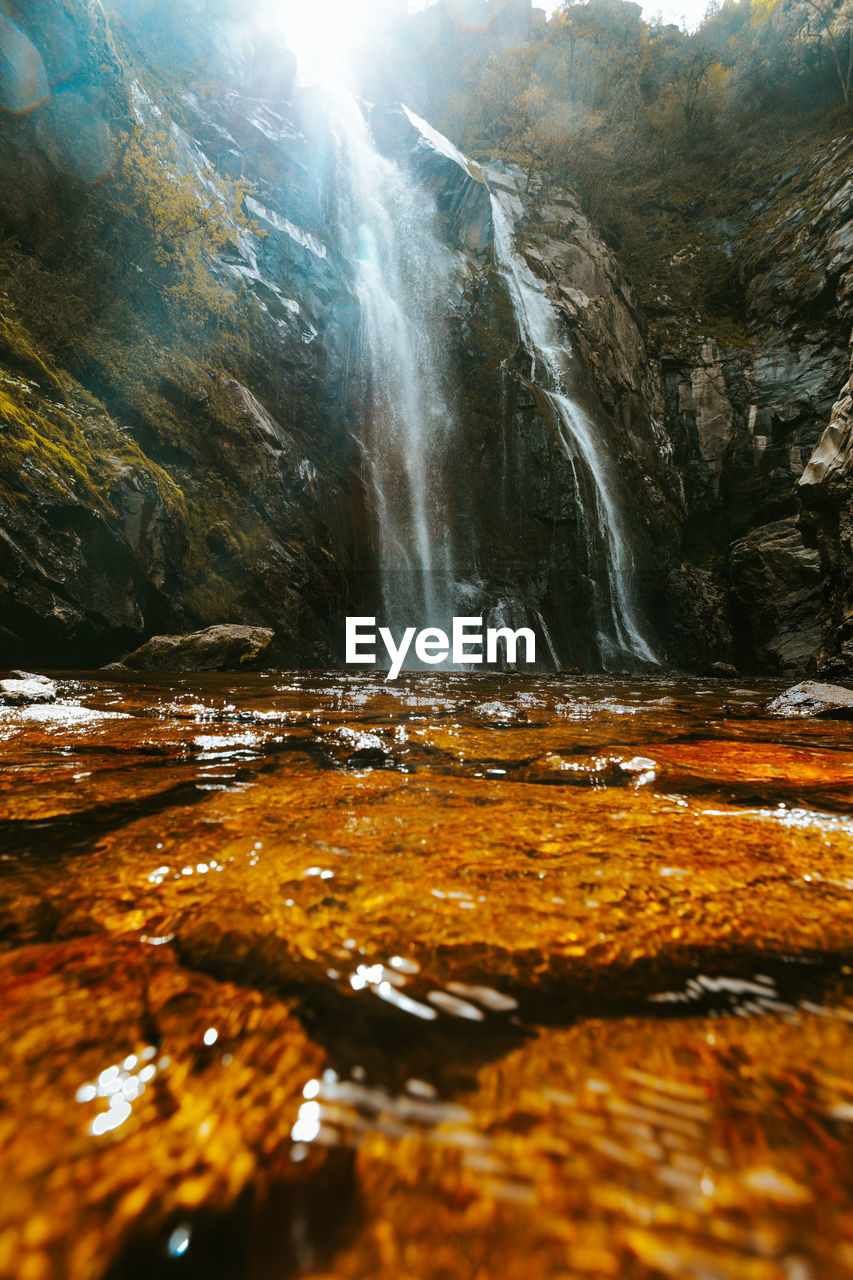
[0,676,57,705]
[765,679,853,718]
[116,625,274,672]
[0,937,329,1280]
[3,672,853,1277]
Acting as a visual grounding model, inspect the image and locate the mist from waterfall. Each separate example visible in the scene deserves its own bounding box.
[489,193,659,670]
[330,92,459,642]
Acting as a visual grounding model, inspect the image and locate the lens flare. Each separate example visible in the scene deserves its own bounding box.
[0,14,48,114]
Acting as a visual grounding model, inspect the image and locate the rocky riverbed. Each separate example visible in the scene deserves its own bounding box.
[2,672,853,1280]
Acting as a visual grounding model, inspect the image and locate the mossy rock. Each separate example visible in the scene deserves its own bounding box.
[116,624,275,672]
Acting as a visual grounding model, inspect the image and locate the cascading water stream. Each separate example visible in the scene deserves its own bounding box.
[489,193,659,669]
[330,92,459,640]
[327,86,656,671]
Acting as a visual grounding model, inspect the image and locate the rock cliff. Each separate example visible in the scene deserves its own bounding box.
[496,131,853,674]
[799,338,853,674]
[0,0,851,674]
[0,0,362,667]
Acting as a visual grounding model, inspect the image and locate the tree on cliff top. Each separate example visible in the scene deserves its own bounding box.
[752,0,853,110]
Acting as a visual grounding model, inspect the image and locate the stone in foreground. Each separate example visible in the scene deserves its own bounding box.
[115,625,274,672]
[0,677,57,706]
[765,679,853,718]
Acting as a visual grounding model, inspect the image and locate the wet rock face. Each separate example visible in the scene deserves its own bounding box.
[729,519,822,675]
[0,482,176,670]
[0,3,364,669]
[681,342,735,487]
[799,340,853,675]
[669,136,853,673]
[476,165,765,672]
[441,163,683,671]
[116,624,274,672]
[657,328,847,673]
[369,104,494,256]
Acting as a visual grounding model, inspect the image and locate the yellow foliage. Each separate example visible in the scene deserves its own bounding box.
[111,126,259,332]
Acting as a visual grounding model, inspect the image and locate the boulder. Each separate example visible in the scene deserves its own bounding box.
[116,625,274,673]
[710,662,739,677]
[0,677,57,706]
[765,680,853,718]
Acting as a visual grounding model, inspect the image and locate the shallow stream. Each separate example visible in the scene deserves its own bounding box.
[2,673,853,1279]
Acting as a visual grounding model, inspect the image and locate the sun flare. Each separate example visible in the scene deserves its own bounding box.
[252,0,407,85]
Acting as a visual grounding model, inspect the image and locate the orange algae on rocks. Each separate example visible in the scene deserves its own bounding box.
[0,936,330,1280]
[303,1011,853,1280]
[1,672,853,1279]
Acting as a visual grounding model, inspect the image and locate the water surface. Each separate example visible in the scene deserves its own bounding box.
[2,672,853,1280]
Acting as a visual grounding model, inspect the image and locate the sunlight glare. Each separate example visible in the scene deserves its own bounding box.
[252,0,404,86]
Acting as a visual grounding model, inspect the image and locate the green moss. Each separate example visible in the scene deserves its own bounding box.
[0,306,187,543]
[0,381,115,512]
[175,451,278,620]
[0,315,64,393]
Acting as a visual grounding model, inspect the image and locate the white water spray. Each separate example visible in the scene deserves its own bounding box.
[490,192,658,668]
[331,92,458,637]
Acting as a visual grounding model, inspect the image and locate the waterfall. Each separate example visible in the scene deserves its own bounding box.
[326,89,657,672]
[489,192,659,670]
[330,92,459,641]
